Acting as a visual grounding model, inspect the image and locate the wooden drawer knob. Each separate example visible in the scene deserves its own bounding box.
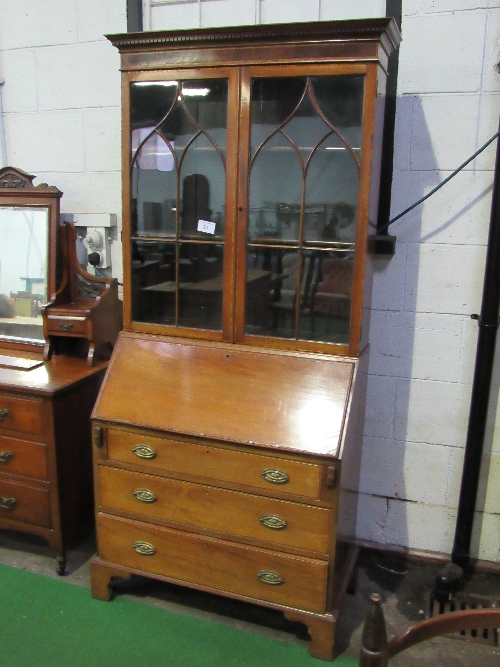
[132,444,156,459]
[133,488,157,503]
[132,541,156,556]
[260,514,287,530]
[261,468,289,485]
[257,570,284,586]
[0,496,16,510]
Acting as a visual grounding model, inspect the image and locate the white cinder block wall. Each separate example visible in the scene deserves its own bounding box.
[0,0,499,563]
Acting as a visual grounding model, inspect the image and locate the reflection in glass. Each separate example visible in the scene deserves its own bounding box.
[245,247,352,345]
[130,78,228,331]
[246,75,363,345]
[0,207,48,341]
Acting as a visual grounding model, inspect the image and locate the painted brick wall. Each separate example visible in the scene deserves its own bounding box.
[0,0,498,562]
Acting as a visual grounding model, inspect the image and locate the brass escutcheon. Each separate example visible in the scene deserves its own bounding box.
[132,541,156,556]
[58,322,74,331]
[260,514,287,530]
[0,409,9,421]
[132,444,156,459]
[0,497,16,510]
[261,468,289,485]
[257,570,284,586]
[133,488,157,503]
[0,451,13,463]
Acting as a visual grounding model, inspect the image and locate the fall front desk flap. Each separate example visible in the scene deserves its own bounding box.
[92,332,356,458]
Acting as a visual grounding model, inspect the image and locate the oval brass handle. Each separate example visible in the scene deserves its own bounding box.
[58,322,74,331]
[132,444,156,459]
[0,408,10,421]
[257,570,284,586]
[132,541,156,556]
[133,488,157,503]
[0,497,16,510]
[260,514,287,530]
[262,468,289,485]
[0,451,13,463]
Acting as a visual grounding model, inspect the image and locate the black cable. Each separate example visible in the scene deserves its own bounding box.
[378,129,500,235]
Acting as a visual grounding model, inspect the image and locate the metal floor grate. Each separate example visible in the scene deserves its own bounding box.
[426,593,499,646]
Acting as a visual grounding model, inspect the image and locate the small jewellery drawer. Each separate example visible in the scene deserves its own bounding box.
[0,436,47,480]
[0,394,44,437]
[99,467,331,554]
[98,513,329,613]
[0,477,51,528]
[107,429,323,500]
[46,314,87,336]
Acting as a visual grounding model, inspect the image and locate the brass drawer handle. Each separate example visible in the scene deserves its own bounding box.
[262,468,289,485]
[0,409,10,422]
[260,514,287,530]
[0,451,13,463]
[257,570,284,586]
[132,541,156,556]
[133,488,157,503]
[132,444,156,459]
[0,497,16,510]
[58,322,74,331]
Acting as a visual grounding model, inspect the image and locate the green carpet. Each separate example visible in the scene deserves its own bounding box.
[0,563,358,667]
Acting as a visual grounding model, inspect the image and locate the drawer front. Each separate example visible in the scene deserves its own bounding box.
[0,394,44,437]
[99,466,331,554]
[107,429,323,499]
[46,314,87,336]
[98,513,329,613]
[0,477,51,528]
[0,436,47,480]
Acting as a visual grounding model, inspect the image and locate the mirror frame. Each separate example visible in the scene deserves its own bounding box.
[0,166,62,352]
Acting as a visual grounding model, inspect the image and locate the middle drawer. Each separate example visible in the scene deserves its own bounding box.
[99,466,331,555]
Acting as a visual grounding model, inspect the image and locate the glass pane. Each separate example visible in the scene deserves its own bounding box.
[246,74,363,345]
[131,240,176,324]
[0,207,48,342]
[178,242,224,330]
[131,78,227,241]
[130,78,228,332]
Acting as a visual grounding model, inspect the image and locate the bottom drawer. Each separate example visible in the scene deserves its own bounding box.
[0,477,51,528]
[98,513,329,613]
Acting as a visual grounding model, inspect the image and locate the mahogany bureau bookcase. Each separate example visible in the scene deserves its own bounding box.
[0,167,121,574]
[89,20,401,660]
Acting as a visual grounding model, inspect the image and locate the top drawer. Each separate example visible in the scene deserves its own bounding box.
[0,394,44,438]
[106,429,324,500]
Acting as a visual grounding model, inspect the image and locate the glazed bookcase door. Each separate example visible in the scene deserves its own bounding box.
[234,63,375,355]
[124,68,239,340]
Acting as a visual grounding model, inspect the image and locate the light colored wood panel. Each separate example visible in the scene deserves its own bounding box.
[99,466,331,553]
[106,428,323,499]
[98,513,329,613]
[94,334,355,458]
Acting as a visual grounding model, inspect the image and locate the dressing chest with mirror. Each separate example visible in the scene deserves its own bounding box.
[0,166,121,573]
[89,20,400,660]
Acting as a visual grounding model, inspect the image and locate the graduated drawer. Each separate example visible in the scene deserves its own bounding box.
[0,394,44,437]
[0,436,47,480]
[99,466,331,554]
[107,429,323,500]
[0,477,51,528]
[45,313,87,336]
[98,513,329,613]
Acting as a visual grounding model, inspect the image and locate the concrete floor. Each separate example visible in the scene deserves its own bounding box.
[0,527,499,666]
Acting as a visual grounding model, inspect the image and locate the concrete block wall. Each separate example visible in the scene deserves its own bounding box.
[0,0,127,277]
[0,0,499,563]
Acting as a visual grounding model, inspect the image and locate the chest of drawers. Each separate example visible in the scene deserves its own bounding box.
[0,353,107,573]
[90,334,359,660]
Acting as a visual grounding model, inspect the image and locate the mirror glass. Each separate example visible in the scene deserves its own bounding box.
[0,206,49,342]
